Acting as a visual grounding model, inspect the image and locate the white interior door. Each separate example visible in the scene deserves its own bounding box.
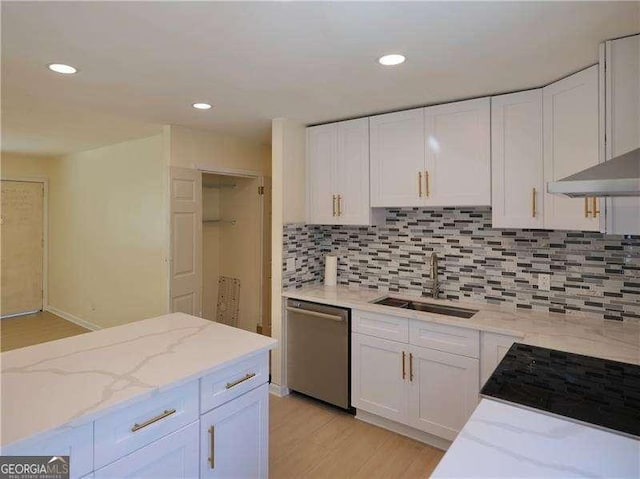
[169,167,202,316]
[1,180,44,317]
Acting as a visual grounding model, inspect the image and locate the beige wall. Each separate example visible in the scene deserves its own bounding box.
[48,135,169,328]
[271,118,306,388]
[1,153,55,179]
[166,125,271,176]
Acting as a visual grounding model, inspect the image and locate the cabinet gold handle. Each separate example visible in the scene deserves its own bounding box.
[208,425,215,469]
[584,197,591,218]
[425,170,430,197]
[332,195,336,217]
[418,172,423,197]
[402,351,406,380]
[532,188,537,217]
[131,409,176,432]
[592,197,600,218]
[409,353,414,382]
[337,195,342,216]
[226,372,256,389]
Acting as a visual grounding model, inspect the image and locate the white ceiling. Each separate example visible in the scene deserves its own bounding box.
[2,1,639,156]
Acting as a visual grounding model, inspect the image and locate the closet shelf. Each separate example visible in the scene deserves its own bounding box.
[203,219,237,225]
[203,183,237,189]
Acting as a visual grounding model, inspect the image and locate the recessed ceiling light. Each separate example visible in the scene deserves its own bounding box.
[192,102,212,110]
[47,63,77,74]
[378,54,406,66]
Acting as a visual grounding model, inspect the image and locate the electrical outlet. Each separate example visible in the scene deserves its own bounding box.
[538,274,551,292]
[286,257,296,272]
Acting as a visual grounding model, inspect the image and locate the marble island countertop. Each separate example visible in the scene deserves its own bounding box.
[283,284,640,366]
[0,313,276,448]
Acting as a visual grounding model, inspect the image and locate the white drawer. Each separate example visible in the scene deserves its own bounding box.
[94,380,198,469]
[1,422,93,479]
[200,351,269,414]
[410,319,480,358]
[353,310,409,343]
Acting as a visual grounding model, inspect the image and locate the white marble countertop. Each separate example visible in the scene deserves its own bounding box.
[431,399,640,478]
[0,313,276,448]
[283,285,640,365]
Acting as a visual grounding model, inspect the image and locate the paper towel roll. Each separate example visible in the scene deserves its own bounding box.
[324,255,337,286]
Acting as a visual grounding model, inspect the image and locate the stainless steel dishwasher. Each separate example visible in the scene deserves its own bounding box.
[286,299,351,410]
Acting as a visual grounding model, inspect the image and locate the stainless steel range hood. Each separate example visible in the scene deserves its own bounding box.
[547,148,640,197]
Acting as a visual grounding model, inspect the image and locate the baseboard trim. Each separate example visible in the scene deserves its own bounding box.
[269,383,290,397]
[355,410,451,451]
[45,306,102,331]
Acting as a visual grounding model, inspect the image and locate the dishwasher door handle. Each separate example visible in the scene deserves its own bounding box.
[286,306,345,322]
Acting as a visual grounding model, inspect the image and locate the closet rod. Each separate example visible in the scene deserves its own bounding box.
[203,183,237,189]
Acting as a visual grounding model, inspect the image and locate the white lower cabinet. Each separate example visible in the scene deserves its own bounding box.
[200,383,268,479]
[94,422,199,479]
[352,333,409,423]
[408,345,479,441]
[352,317,480,442]
[480,332,519,386]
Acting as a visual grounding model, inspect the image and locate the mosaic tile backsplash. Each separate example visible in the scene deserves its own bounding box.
[282,207,640,321]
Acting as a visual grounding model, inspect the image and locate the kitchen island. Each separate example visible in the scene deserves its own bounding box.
[0,313,276,478]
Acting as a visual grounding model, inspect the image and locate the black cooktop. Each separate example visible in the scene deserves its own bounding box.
[481,343,640,438]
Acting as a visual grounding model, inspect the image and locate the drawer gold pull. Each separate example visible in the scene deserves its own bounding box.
[409,353,414,382]
[532,188,537,217]
[592,197,600,218]
[332,195,336,217]
[337,195,342,216]
[226,372,256,389]
[425,170,430,197]
[418,171,423,197]
[130,408,176,432]
[208,425,215,469]
[402,351,406,380]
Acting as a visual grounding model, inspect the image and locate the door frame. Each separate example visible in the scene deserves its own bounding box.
[195,165,269,334]
[0,176,49,317]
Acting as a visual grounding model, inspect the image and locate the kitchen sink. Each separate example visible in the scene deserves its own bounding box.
[374,297,478,319]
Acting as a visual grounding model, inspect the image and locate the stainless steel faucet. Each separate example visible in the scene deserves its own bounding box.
[430,252,440,299]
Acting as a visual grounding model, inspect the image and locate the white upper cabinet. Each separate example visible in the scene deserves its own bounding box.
[370,108,426,207]
[425,98,491,206]
[307,123,337,224]
[370,100,491,208]
[543,65,601,231]
[307,118,373,225]
[491,89,544,229]
[335,118,371,224]
[603,34,640,235]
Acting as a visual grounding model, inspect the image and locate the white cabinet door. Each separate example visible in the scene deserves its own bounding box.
[94,421,199,479]
[200,383,268,479]
[543,65,601,231]
[480,332,519,387]
[491,90,545,228]
[370,108,425,207]
[408,345,479,441]
[351,333,409,424]
[335,118,371,225]
[307,123,338,224]
[425,98,491,206]
[604,34,640,235]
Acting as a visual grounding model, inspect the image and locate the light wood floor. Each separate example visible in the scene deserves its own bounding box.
[270,393,444,479]
[0,311,89,352]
